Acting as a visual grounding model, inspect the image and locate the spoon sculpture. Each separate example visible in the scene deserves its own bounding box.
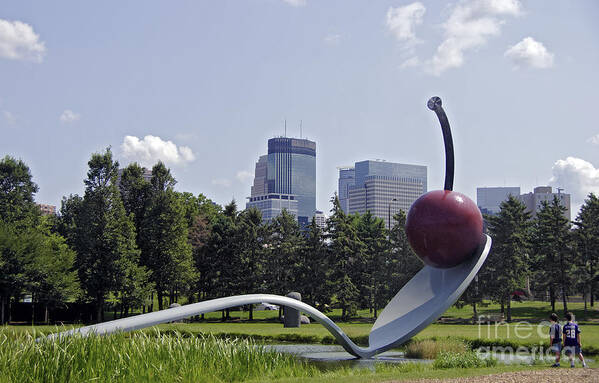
[47,97,491,359]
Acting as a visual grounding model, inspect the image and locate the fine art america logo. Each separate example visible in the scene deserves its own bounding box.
[476,316,577,360]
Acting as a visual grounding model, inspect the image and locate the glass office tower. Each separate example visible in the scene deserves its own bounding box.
[347,160,427,229]
[267,137,316,227]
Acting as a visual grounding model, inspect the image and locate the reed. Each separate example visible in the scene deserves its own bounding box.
[0,328,318,383]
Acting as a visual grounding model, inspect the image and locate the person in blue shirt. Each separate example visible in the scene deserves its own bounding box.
[549,313,562,367]
[562,312,587,368]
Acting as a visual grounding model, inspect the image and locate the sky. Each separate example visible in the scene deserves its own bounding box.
[1,0,598,218]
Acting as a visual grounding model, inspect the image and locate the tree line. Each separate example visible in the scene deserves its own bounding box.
[1,150,598,324]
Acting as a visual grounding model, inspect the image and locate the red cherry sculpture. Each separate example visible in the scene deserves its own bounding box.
[405,97,483,268]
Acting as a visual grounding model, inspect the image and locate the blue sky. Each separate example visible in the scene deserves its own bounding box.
[1,0,598,216]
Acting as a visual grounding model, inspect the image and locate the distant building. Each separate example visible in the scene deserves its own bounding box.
[247,137,316,226]
[37,203,56,216]
[250,155,268,197]
[476,187,521,216]
[338,167,355,214]
[346,160,427,229]
[314,210,327,229]
[517,186,571,220]
[246,193,298,222]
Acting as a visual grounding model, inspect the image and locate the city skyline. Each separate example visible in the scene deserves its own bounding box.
[1,1,598,217]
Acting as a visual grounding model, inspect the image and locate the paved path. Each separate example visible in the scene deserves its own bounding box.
[388,368,598,383]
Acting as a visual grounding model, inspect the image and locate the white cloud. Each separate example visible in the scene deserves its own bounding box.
[236,170,254,183]
[323,33,341,45]
[212,178,232,187]
[425,0,522,76]
[120,135,196,167]
[283,0,306,7]
[2,110,16,126]
[400,56,420,68]
[59,109,80,123]
[386,2,426,47]
[550,157,599,212]
[587,134,599,145]
[505,37,554,69]
[0,19,46,62]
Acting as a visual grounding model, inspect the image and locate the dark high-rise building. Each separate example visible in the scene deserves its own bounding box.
[247,137,316,226]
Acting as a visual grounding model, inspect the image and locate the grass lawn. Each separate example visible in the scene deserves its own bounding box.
[4,300,598,350]
[2,328,597,383]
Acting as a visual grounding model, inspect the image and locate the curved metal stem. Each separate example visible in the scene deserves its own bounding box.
[44,294,373,358]
[427,97,454,191]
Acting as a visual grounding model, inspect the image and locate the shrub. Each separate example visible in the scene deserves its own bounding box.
[433,351,497,369]
[405,338,468,359]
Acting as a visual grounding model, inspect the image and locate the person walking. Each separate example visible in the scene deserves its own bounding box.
[562,312,588,368]
[549,313,562,367]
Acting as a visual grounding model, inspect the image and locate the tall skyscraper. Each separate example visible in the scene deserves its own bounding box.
[250,155,268,197]
[517,186,571,220]
[247,137,316,225]
[476,187,521,215]
[345,160,427,229]
[338,167,355,214]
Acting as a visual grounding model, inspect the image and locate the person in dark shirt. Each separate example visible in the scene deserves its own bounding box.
[562,312,587,368]
[549,313,562,367]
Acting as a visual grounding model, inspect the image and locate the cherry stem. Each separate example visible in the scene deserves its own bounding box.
[427,97,454,191]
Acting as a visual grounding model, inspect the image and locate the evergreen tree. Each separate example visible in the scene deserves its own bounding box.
[73,148,148,321]
[573,193,599,310]
[266,209,303,296]
[119,163,152,241]
[485,196,531,321]
[356,211,388,318]
[326,195,362,320]
[236,207,265,320]
[388,210,421,301]
[140,162,194,310]
[531,197,573,313]
[299,217,331,311]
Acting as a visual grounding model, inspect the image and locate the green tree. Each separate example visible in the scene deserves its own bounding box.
[73,148,148,321]
[298,217,331,311]
[0,155,40,227]
[573,193,599,311]
[531,197,573,313]
[0,221,27,324]
[388,211,421,301]
[485,196,531,321]
[119,163,152,239]
[199,201,236,306]
[24,217,79,324]
[236,207,266,320]
[140,162,194,310]
[266,209,303,297]
[326,195,362,320]
[357,211,388,318]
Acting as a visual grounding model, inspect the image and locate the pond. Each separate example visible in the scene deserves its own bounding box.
[263,344,430,369]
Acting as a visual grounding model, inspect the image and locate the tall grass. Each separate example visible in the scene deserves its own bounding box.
[405,338,468,359]
[0,329,319,383]
[433,351,497,369]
